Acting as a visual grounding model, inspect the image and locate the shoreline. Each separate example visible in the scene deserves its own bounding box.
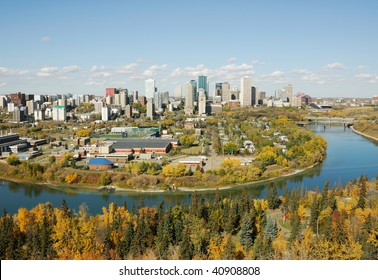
[0,162,320,194]
[351,126,378,142]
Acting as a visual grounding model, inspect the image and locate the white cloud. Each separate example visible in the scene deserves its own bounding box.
[228,57,238,63]
[90,65,108,72]
[92,72,112,79]
[354,73,375,80]
[143,64,168,77]
[0,82,6,88]
[323,62,346,70]
[61,65,81,73]
[41,35,50,42]
[357,65,367,70]
[0,67,29,76]
[170,64,211,78]
[116,63,139,74]
[301,73,321,81]
[37,67,59,77]
[269,71,285,78]
[292,68,311,74]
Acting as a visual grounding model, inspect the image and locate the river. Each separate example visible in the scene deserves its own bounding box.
[1,125,377,214]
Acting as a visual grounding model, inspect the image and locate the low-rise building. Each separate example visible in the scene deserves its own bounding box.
[88,158,114,170]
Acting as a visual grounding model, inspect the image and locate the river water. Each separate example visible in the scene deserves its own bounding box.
[1,125,377,214]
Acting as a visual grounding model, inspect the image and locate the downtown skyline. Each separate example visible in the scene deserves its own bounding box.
[1,0,378,98]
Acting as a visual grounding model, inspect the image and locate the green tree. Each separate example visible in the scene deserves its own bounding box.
[7,154,20,166]
[267,185,281,210]
[239,212,257,249]
[221,142,240,155]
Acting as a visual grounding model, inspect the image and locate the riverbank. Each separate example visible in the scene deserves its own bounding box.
[0,161,320,194]
[351,126,378,142]
[176,163,319,192]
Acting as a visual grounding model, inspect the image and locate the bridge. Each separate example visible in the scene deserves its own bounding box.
[297,116,355,126]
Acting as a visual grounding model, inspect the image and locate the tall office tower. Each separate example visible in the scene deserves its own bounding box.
[175,84,182,99]
[0,96,7,109]
[120,91,127,107]
[252,87,257,106]
[284,84,293,104]
[106,88,116,98]
[240,77,252,107]
[58,98,67,107]
[198,89,207,116]
[145,79,156,99]
[13,107,28,122]
[125,104,132,118]
[52,105,66,122]
[113,93,120,106]
[221,82,230,102]
[94,102,103,113]
[189,80,197,101]
[34,109,45,121]
[198,75,208,99]
[101,106,109,121]
[161,91,169,105]
[26,100,36,115]
[154,92,162,110]
[133,91,138,102]
[105,95,112,105]
[146,98,155,120]
[215,83,222,98]
[184,82,195,115]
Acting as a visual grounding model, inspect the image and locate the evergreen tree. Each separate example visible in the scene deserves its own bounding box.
[265,218,278,240]
[179,227,193,260]
[122,222,134,259]
[239,212,257,249]
[356,176,367,209]
[319,180,329,211]
[309,195,319,233]
[289,212,301,243]
[267,184,281,210]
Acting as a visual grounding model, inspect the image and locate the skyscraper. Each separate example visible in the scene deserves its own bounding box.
[252,86,257,106]
[198,89,207,116]
[189,80,197,102]
[146,98,155,120]
[240,77,252,107]
[284,84,293,105]
[185,82,195,115]
[221,82,230,102]
[198,75,208,99]
[145,79,156,99]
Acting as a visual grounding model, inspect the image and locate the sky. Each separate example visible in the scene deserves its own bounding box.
[0,0,377,98]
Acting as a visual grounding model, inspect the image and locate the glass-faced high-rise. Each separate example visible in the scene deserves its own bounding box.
[198,75,208,99]
[145,79,155,99]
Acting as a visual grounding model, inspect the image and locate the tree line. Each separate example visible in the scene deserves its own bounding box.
[1,176,377,260]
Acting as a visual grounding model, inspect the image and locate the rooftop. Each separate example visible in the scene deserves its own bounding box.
[88,158,114,165]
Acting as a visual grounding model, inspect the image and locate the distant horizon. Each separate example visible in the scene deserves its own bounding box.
[1,1,377,98]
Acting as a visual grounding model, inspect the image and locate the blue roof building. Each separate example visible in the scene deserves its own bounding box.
[88,158,114,170]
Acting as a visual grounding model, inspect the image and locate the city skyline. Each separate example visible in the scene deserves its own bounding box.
[1,0,378,98]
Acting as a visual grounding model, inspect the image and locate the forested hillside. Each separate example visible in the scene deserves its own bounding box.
[1,177,377,260]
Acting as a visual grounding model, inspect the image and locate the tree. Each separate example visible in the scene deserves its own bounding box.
[267,185,281,210]
[239,212,257,249]
[179,135,195,148]
[265,218,278,240]
[221,142,240,155]
[99,172,112,186]
[356,176,367,209]
[7,154,20,166]
[48,156,56,164]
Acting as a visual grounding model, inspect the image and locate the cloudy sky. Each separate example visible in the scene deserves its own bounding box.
[0,0,377,98]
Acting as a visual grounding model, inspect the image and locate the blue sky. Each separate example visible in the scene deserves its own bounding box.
[0,0,377,98]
